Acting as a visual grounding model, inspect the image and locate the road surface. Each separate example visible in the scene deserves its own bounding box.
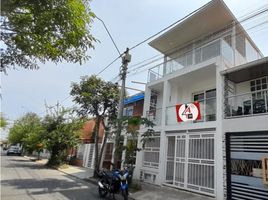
[1,151,103,200]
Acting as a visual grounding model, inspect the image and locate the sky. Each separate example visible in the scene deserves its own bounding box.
[1,0,268,138]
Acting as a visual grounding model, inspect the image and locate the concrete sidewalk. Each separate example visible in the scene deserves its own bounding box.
[130,183,215,200]
[25,156,214,200]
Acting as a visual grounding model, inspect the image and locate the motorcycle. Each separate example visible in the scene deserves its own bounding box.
[98,165,131,200]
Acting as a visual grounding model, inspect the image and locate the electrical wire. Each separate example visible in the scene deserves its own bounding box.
[95,16,121,56]
[124,8,268,77]
[106,3,268,79]
[96,54,122,76]
[128,1,213,51]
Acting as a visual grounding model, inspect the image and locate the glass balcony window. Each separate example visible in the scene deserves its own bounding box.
[148,39,225,82]
[225,89,268,118]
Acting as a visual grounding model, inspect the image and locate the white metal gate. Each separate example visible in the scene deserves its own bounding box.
[165,133,215,196]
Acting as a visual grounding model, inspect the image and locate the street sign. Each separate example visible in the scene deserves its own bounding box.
[176,102,201,122]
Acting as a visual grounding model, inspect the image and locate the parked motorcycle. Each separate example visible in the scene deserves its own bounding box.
[97,165,131,200]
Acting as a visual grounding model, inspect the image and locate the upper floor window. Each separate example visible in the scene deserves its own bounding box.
[193,89,216,122]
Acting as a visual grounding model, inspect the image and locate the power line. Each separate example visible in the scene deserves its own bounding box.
[128,1,212,51]
[126,21,268,79]
[97,55,122,76]
[95,16,121,56]
[105,3,268,78]
[125,8,268,77]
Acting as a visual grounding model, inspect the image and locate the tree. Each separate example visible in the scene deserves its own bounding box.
[70,75,119,176]
[42,106,83,166]
[0,113,8,128]
[8,112,44,154]
[117,116,155,167]
[1,0,96,72]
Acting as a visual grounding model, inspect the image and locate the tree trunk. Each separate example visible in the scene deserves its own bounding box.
[93,117,100,177]
[97,120,108,170]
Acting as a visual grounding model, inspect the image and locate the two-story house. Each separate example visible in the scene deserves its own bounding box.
[134,0,268,199]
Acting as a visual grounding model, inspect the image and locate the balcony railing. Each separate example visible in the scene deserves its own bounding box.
[225,89,268,118]
[147,39,234,82]
[166,98,216,126]
[146,108,162,126]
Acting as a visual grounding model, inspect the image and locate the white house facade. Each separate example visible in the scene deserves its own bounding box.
[134,0,268,199]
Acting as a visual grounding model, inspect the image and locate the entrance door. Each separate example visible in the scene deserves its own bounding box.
[165,133,215,196]
[226,131,268,199]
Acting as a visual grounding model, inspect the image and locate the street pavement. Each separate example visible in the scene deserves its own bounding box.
[0,150,121,200]
[1,149,214,200]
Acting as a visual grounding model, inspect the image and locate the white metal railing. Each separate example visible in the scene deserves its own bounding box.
[145,108,162,126]
[147,39,222,82]
[225,89,268,118]
[165,98,216,126]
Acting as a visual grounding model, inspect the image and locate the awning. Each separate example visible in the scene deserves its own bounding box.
[149,0,236,54]
[221,57,268,83]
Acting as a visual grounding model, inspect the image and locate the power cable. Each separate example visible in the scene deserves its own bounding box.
[127,21,268,78]
[95,16,121,56]
[107,3,268,79]
[97,55,122,76]
[125,8,268,76]
[128,1,213,51]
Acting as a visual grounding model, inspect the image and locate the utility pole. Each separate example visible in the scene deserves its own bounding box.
[113,48,131,167]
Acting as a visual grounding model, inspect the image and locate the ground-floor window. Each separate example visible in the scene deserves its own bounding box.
[143,136,160,169]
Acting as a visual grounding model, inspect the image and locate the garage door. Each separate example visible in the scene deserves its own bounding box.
[226,131,268,200]
[165,132,215,196]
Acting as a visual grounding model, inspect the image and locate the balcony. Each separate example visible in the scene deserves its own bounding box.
[148,39,234,82]
[146,108,162,126]
[225,89,268,118]
[166,98,216,126]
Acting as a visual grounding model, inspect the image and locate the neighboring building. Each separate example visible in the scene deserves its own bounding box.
[121,92,145,166]
[134,0,268,199]
[74,120,104,167]
[123,92,145,117]
[108,92,145,168]
[75,93,145,169]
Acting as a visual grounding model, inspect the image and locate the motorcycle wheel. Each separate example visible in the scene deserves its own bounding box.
[98,186,108,198]
[122,190,128,200]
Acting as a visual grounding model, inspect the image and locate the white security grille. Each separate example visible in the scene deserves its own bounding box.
[143,136,160,169]
[165,133,215,196]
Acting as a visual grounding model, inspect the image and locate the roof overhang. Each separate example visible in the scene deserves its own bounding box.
[221,57,268,83]
[149,0,236,55]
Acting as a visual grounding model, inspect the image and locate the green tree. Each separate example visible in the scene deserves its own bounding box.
[8,112,44,154]
[0,113,8,128]
[1,0,96,72]
[118,116,155,167]
[42,106,83,166]
[70,75,119,176]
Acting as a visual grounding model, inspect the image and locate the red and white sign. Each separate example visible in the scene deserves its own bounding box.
[176,102,201,122]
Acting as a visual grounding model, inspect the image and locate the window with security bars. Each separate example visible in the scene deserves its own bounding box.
[143,136,160,169]
[250,76,268,114]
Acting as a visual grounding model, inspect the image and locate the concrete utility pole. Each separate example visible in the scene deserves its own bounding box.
[113,48,131,167]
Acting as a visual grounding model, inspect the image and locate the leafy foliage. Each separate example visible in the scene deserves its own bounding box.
[1,0,96,72]
[71,75,120,175]
[42,106,83,166]
[114,116,155,166]
[8,112,44,153]
[0,113,8,128]
[71,75,119,118]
